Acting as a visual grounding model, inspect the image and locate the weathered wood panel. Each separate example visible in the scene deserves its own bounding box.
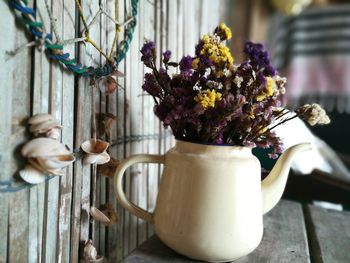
[0,1,228,262]
[237,200,310,263]
[5,0,32,261]
[0,1,18,262]
[305,204,350,263]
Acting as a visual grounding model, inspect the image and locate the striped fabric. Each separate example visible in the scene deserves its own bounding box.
[268,4,350,113]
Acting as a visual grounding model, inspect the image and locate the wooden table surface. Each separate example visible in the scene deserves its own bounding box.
[122,200,350,263]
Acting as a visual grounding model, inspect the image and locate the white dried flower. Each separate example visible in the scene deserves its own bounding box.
[275,75,287,84]
[223,68,232,77]
[274,75,287,95]
[233,76,244,88]
[247,78,254,87]
[204,67,211,78]
[212,34,221,44]
[296,103,331,126]
[193,83,201,91]
[207,80,223,90]
[251,70,256,80]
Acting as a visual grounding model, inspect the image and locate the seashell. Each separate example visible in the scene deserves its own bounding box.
[28,113,62,139]
[81,240,104,262]
[83,151,110,165]
[81,139,109,155]
[83,154,100,165]
[29,120,62,133]
[28,113,54,125]
[45,127,61,140]
[95,151,110,165]
[98,158,120,178]
[22,138,71,158]
[36,154,75,170]
[21,138,75,181]
[90,207,111,225]
[81,139,110,165]
[90,204,118,226]
[110,69,125,77]
[19,164,47,184]
[28,158,67,176]
[99,75,123,95]
[98,113,117,138]
[99,76,117,95]
[47,169,65,176]
[99,203,118,225]
[83,240,97,260]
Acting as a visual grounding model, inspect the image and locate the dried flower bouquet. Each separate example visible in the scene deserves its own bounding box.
[141,23,330,158]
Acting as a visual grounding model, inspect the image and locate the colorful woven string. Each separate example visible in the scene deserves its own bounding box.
[9,0,139,78]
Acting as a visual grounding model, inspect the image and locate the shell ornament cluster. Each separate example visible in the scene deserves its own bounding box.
[20,113,115,184]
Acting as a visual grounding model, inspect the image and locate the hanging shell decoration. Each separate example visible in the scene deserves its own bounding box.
[99,70,124,95]
[98,158,120,178]
[98,112,117,138]
[28,113,62,140]
[81,139,110,165]
[19,138,75,184]
[90,203,118,226]
[81,240,104,263]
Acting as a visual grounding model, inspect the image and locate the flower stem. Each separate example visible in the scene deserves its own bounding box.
[252,113,300,141]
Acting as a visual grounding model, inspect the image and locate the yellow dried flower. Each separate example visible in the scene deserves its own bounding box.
[256,77,276,101]
[194,89,222,108]
[200,35,234,67]
[202,34,211,44]
[215,23,232,40]
[192,58,200,69]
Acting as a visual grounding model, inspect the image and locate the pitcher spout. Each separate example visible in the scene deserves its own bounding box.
[261,143,312,214]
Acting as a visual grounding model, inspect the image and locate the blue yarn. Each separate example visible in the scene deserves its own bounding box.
[0,176,55,193]
[10,1,35,16]
[9,0,139,78]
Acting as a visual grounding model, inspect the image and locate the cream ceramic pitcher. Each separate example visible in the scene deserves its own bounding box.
[113,140,311,262]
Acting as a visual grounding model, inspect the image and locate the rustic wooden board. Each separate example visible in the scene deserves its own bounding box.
[121,200,310,263]
[305,204,350,263]
[99,1,116,256]
[144,0,157,240]
[123,0,132,255]
[114,0,126,261]
[29,0,51,262]
[57,1,76,262]
[6,0,32,261]
[0,2,17,262]
[237,200,310,263]
[136,0,148,247]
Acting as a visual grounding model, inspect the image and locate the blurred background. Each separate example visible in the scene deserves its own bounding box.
[224,0,350,208]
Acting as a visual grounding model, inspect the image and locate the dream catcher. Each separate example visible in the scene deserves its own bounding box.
[3,0,139,197]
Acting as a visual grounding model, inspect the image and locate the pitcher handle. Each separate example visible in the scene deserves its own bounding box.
[113,154,165,223]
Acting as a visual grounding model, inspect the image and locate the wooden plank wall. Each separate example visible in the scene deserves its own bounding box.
[0,0,228,262]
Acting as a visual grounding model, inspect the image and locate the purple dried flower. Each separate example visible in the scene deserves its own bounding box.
[257,72,267,86]
[179,56,193,76]
[143,73,162,98]
[200,57,213,67]
[243,41,277,76]
[163,50,171,64]
[265,65,277,77]
[141,41,156,67]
